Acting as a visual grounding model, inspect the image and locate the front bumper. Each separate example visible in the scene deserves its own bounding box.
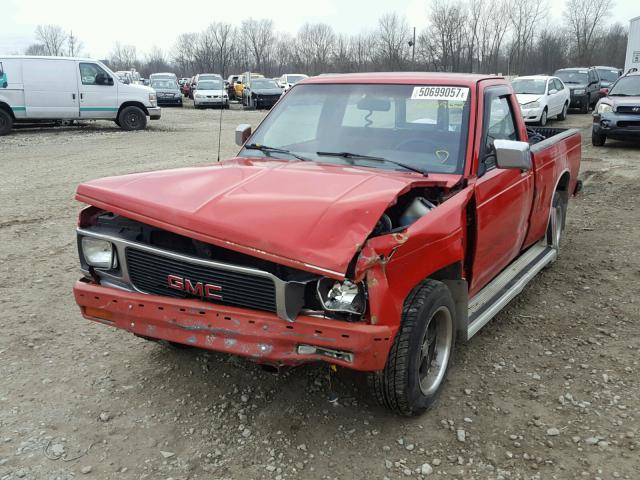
[194,97,228,106]
[147,106,161,120]
[254,96,280,108]
[74,280,394,371]
[570,94,589,109]
[520,106,543,122]
[157,95,182,106]
[593,112,640,140]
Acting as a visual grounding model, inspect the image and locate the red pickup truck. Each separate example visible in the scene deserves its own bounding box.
[74,73,581,416]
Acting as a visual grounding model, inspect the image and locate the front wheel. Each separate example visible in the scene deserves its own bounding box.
[557,103,568,121]
[368,280,455,416]
[0,109,14,135]
[539,108,548,126]
[592,130,606,146]
[118,106,147,131]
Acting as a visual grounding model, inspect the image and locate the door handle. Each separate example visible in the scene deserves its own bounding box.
[72,93,76,100]
[80,93,84,100]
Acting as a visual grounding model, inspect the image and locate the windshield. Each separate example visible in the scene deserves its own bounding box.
[199,74,220,81]
[512,78,546,95]
[197,80,223,90]
[555,70,588,84]
[241,84,471,175]
[252,80,279,89]
[151,80,178,89]
[609,76,640,96]
[287,75,306,84]
[597,69,620,83]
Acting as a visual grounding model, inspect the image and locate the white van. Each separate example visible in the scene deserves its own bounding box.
[0,56,160,135]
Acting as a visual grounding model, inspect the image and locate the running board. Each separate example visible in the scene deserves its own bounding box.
[466,243,557,339]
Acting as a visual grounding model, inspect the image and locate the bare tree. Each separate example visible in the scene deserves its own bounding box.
[565,0,614,65]
[24,43,47,56]
[429,0,468,72]
[173,33,199,75]
[35,25,67,56]
[295,23,336,75]
[508,0,547,75]
[109,43,138,70]
[209,22,236,77]
[376,12,410,70]
[241,18,275,74]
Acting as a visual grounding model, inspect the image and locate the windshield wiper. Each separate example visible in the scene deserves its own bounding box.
[244,144,311,162]
[609,93,630,96]
[564,81,580,84]
[316,151,429,176]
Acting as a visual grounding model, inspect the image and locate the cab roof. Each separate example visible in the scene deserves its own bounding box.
[1,55,104,62]
[302,72,502,87]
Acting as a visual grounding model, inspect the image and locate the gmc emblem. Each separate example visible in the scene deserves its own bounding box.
[167,274,223,300]
[634,107,640,113]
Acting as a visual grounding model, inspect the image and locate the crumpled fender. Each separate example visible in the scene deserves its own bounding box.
[355,185,474,327]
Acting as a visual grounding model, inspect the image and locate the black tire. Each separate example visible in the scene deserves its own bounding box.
[118,106,147,131]
[539,108,548,126]
[591,130,606,146]
[368,279,456,416]
[114,118,121,127]
[557,102,568,121]
[580,102,588,114]
[0,108,13,136]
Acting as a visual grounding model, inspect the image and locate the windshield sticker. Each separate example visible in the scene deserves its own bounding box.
[411,86,469,101]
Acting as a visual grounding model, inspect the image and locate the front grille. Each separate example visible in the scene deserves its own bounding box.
[618,121,640,127]
[616,106,640,114]
[126,248,277,313]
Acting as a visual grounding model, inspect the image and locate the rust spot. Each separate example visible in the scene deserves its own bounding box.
[368,276,379,289]
[370,315,378,325]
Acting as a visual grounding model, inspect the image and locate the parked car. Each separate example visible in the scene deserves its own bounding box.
[150,78,183,107]
[150,72,178,82]
[193,78,229,109]
[594,66,622,88]
[73,72,581,416]
[511,75,570,125]
[0,55,160,135]
[592,70,640,146]
[553,67,601,113]
[242,78,282,109]
[277,73,308,92]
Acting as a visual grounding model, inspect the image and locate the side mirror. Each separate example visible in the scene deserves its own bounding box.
[599,87,609,97]
[2,81,7,88]
[494,139,532,170]
[548,89,558,95]
[235,124,252,146]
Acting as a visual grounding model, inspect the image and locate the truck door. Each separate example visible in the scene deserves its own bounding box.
[22,59,79,119]
[470,86,534,296]
[77,62,119,119]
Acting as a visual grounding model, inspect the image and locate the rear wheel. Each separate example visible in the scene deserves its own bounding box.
[591,130,606,146]
[118,106,147,131]
[0,109,13,135]
[547,191,566,251]
[368,280,455,416]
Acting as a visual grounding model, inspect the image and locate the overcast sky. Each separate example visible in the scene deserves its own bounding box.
[1,0,638,59]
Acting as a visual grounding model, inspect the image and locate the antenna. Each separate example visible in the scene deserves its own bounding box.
[216,69,225,162]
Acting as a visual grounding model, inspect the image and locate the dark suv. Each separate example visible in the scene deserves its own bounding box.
[554,67,601,113]
[592,71,640,146]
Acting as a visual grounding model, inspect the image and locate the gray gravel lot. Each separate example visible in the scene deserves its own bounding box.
[1,101,639,480]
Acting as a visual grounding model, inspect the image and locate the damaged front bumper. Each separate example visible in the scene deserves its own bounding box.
[74,280,394,371]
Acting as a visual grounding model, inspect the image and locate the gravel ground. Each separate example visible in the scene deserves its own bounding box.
[1,100,639,480]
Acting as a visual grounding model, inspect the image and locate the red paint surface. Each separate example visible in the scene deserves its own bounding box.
[74,281,394,371]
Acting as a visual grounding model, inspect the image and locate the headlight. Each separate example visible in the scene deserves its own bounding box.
[316,278,365,314]
[149,93,157,107]
[195,94,203,98]
[597,103,613,114]
[523,101,540,109]
[573,89,585,95]
[81,237,116,269]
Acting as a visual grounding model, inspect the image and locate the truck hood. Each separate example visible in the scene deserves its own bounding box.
[76,158,460,277]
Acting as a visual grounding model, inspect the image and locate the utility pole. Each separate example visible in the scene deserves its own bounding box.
[408,27,416,67]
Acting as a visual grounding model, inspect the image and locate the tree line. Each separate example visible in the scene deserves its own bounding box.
[24,0,627,79]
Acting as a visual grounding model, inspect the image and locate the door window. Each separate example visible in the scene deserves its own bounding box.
[481,95,518,173]
[553,79,563,91]
[79,63,112,86]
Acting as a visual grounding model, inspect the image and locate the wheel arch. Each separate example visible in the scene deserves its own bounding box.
[426,262,468,341]
[0,101,15,120]
[117,101,149,117]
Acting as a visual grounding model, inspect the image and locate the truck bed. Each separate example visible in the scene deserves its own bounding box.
[527,127,581,150]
